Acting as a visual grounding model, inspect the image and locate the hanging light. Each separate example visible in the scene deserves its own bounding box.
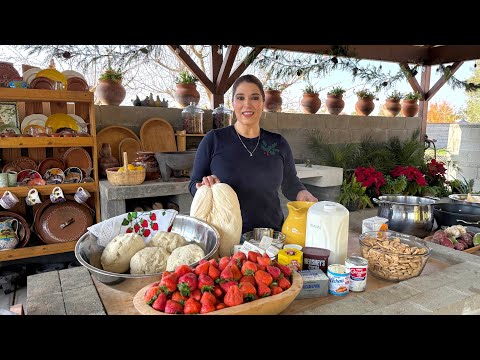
[217,45,223,55]
[62,51,72,59]
[175,46,181,54]
[331,56,338,64]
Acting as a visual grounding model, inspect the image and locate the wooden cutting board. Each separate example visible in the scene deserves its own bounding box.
[140,117,177,152]
[119,138,142,163]
[97,125,140,160]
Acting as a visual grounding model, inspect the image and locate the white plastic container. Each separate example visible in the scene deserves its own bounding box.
[305,201,349,265]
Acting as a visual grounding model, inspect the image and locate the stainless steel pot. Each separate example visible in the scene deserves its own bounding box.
[372,195,436,238]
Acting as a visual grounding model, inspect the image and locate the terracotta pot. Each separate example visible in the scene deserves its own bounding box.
[175,84,200,108]
[300,93,321,114]
[264,90,282,112]
[401,99,419,117]
[98,143,120,178]
[385,99,402,117]
[95,80,126,106]
[325,94,345,115]
[355,98,375,116]
[133,151,160,181]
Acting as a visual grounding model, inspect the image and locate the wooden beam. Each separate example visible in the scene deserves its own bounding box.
[226,47,264,91]
[210,45,224,108]
[400,63,423,94]
[216,45,239,94]
[257,45,429,64]
[419,65,432,141]
[425,61,464,101]
[167,45,214,93]
[427,45,480,65]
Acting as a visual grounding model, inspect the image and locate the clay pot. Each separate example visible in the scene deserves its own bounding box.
[385,99,402,117]
[264,90,282,112]
[355,98,375,116]
[301,93,321,114]
[401,99,419,117]
[133,151,160,181]
[98,143,120,178]
[95,80,126,106]
[325,94,345,115]
[175,84,200,108]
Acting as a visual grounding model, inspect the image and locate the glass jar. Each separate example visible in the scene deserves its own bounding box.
[182,102,204,134]
[212,103,233,129]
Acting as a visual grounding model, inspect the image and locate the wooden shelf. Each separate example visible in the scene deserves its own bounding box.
[0,88,93,103]
[0,241,77,261]
[0,136,94,148]
[3,183,97,197]
[175,134,206,137]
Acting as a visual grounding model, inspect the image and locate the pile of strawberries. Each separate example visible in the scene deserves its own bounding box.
[143,251,293,314]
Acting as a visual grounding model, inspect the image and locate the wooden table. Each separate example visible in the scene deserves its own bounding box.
[93,231,451,315]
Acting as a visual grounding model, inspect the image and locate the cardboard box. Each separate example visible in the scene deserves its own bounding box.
[296,269,329,299]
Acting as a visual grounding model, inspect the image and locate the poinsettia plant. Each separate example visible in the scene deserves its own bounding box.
[391,165,427,196]
[354,166,386,196]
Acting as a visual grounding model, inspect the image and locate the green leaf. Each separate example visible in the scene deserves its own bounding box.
[127,213,132,221]
[131,212,137,219]
[121,219,129,226]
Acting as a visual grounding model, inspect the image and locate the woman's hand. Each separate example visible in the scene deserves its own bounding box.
[196,175,221,189]
[296,189,318,202]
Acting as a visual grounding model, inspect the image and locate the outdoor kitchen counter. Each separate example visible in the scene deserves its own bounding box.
[93,208,480,315]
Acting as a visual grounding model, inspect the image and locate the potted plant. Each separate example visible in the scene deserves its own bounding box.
[337,175,374,211]
[174,70,200,108]
[384,90,403,117]
[402,91,421,117]
[94,67,126,106]
[326,86,346,115]
[355,89,376,116]
[300,84,321,114]
[264,83,283,112]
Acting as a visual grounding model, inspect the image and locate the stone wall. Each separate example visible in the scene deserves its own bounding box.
[426,123,450,149]
[447,123,480,192]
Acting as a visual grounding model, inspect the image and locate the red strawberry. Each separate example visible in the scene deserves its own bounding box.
[175,264,193,278]
[213,285,223,298]
[257,256,272,267]
[172,291,188,305]
[143,229,151,237]
[164,300,183,314]
[141,219,148,227]
[241,261,257,276]
[177,272,197,296]
[216,302,227,310]
[183,298,201,314]
[275,262,292,278]
[239,282,257,302]
[218,256,230,271]
[159,272,178,295]
[224,285,243,307]
[150,213,156,221]
[195,261,210,276]
[271,285,284,296]
[219,280,238,294]
[278,276,291,290]
[151,292,167,311]
[151,223,159,231]
[247,251,260,263]
[220,266,234,282]
[231,251,246,265]
[256,263,266,271]
[208,264,220,281]
[230,263,242,281]
[126,228,133,233]
[200,291,217,306]
[133,225,140,233]
[254,270,273,286]
[144,286,160,305]
[199,259,208,264]
[239,275,256,287]
[190,289,202,301]
[257,281,271,297]
[197,274,214,293]
[266,265,282,280]
[200,302,216,314]
[209,258,218,267]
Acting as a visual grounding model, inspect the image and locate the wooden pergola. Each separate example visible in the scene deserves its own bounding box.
[168,45,480,139]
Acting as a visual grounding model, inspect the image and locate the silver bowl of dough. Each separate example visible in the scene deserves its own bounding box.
[75,214,220,285]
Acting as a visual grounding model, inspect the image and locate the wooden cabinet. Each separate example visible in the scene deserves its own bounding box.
[0,88,100,261]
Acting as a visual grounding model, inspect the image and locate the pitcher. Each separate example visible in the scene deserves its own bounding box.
[0,218,19,250]
[281,201,315,247]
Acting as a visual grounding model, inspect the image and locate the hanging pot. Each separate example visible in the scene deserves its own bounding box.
[325,94,345,115]
[401,99,419,117]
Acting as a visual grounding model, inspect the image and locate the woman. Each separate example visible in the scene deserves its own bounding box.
[189,74,317,234]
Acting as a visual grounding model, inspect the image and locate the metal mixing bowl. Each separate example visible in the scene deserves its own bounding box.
[75,214,219,285]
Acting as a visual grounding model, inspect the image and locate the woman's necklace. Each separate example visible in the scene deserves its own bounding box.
[235,129,261,157]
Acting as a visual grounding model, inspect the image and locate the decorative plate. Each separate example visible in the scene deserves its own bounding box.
[43,168,65,184]
[45,113,79,133]
[67,113,85,124]
[16,169,42,185]
[61,70,86,81]
[38,157,65,176]
[21,114,47,133]
[13,156,37,170]
[62,147,92,170]
[64,167,83,183]
[29,76,54,90]
[66,77,89,92]
[2,162,22,173]
[22,67,41,84]
[0,62,21,87]
[23,124,45,135]
[0,126,20,135]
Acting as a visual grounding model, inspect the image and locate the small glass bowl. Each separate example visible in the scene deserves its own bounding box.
[241,230,286,249]
[359,230,431,282]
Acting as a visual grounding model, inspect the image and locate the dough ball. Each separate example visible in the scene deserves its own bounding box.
[147,231,187,253]
[130,247,170,274]
[100,233,145,273]
[166,244,205,271]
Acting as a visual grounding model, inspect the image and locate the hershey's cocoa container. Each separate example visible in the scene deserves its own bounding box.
[302,247,330,274]
[327,264,350,296]
[345,255,368,292]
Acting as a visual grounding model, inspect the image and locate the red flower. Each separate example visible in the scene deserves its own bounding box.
[354,166,386,195]
[141,219,148,228]
[152,223,159,231]
[391,166,427,187]
[150,213,156,221]
[143,229,151,237]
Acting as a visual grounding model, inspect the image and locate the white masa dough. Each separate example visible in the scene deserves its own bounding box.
[130,247,170,274]
[147,231,187,253]
[166,243,205,271]
[100,233,145,273]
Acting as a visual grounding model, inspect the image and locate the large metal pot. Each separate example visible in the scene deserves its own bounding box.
[373,195,436,238]
[433,203,480,227]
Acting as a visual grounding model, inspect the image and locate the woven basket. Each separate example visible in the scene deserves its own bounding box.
[106,151,146,186]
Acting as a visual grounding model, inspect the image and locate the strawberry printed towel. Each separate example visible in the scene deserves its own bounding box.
[88,209,178,247]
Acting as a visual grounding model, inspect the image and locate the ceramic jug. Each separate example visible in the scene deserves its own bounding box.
[98,143,120,179]
[0,218,19,250]
[281,201,315,247]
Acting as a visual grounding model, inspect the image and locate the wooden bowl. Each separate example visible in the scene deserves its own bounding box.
[133,271,303,315]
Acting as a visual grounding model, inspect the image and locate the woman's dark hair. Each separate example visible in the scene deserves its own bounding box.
[231,74,265,102]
